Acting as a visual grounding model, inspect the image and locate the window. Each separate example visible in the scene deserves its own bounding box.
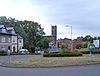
[19,40,21,43]
[1,46,6,51]
[13,38,15,42]
[1,37,6,42]
[8,38,11,42]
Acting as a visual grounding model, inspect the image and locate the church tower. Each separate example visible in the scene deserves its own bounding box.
[52,25,57,36]
[51,25,57,46]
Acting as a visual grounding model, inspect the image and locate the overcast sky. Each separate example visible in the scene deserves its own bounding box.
[0,0,100,39]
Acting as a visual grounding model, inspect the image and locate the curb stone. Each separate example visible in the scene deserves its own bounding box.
[0,63,100,68]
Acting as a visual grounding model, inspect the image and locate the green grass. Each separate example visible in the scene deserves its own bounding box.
[2,55,100,68]
[80,48,88,51]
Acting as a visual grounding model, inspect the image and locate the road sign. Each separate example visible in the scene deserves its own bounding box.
[93,40,100,48]
[88,43,96,51]
[88,43,96,61]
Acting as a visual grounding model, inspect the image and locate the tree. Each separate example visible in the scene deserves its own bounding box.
[61,43,67,52]
[76,42,88,49]
[93,37,97,40]
[0,16,7,25]
[97,36,100,40]
[38,37,49,50]
[0,16,45,53]
[83,35,93,41]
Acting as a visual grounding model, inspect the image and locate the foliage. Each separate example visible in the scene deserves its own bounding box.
[10,52,21,55]
[60,43,67,52]
[38,37,49,49]
[0,51,7,56]
[76,42,88,49]
[0,16,7,25]
[80,50,100,54]
[92,50,100,54]
[83,35,93,41]
[0,16,45,53]
[43,52,83,57]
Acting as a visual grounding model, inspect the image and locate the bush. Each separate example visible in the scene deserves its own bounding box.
[80,50,100,54]
[92,50,100,54]
[10,52,20,55]
[43,52,83,57]
[0,51,7,56]
[80,51,90,54]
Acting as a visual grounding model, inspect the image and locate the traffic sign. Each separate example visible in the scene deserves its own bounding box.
[88,43,96,51]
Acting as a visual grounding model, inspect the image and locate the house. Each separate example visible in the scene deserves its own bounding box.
[18,34,23,51]
[57,38,72,51]
[0,25,23,52]
[56,37,83,51]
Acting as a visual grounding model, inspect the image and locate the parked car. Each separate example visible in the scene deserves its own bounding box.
[19,49,29,54]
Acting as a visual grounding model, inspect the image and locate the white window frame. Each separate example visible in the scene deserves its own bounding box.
[1,37,6,42]
[8,38,11,42]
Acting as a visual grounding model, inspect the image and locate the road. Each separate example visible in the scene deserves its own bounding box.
[0,64,100,76]
[0,55,33,63]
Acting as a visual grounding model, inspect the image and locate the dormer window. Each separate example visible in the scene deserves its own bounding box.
[11,30,15,34]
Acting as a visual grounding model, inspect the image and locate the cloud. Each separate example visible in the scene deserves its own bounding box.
[0,0,100,39]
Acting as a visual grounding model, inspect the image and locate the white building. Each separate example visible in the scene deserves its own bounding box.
[18,34,23,51]
[0,25,23,52]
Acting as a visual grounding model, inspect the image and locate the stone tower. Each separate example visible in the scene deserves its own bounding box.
[51,25,57,46]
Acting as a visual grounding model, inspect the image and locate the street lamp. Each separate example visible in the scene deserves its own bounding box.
[65,25,73,52]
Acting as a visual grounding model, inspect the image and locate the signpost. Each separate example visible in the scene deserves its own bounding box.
[7,49,11,63]
[88,43,96,61]
[93,40,100,48]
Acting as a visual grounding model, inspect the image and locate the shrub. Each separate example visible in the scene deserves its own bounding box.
[92,50,100,54]
[80,51,90,54]
[43,52,83,57]
[10,52,20,55]
[0,51,7,56]
[80,50,100,54]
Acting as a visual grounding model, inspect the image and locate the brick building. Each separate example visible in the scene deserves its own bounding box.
[57,37,83,51]
[44,25,57,47]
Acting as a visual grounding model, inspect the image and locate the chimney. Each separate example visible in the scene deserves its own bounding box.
[4,20,11,27]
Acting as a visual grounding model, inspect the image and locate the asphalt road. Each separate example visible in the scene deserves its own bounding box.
[0,64,100,76]
[0,55,33,63]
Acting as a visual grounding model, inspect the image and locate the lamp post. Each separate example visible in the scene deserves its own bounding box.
[65,25,73,52]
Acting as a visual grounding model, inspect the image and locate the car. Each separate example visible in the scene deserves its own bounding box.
[19,49,29,54]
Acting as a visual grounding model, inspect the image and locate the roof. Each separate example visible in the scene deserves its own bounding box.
[0,25,17,36]
[0,25,5,29]
[0,32,17,36]
[18,34,23,39]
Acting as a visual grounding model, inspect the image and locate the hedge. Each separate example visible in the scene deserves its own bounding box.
[81,50,100,54]
[0,51,7,56]
[10,52,20,55]
[43,52,83,57]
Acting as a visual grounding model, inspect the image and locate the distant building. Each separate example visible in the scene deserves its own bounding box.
[57,37,83,51]
[44,25,57,47]
[73,37,83,49]
[0,24,23,52]
[57,38,72,51]
[44,25,83,52]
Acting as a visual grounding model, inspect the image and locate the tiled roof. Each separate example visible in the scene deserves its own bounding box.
[0,25,17,36]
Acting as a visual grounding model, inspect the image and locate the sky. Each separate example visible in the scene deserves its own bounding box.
[0,0,100,39]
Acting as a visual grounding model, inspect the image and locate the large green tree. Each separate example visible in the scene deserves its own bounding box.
[83,35,93,41]
[38,37,49,50]
[0,16,45,53]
